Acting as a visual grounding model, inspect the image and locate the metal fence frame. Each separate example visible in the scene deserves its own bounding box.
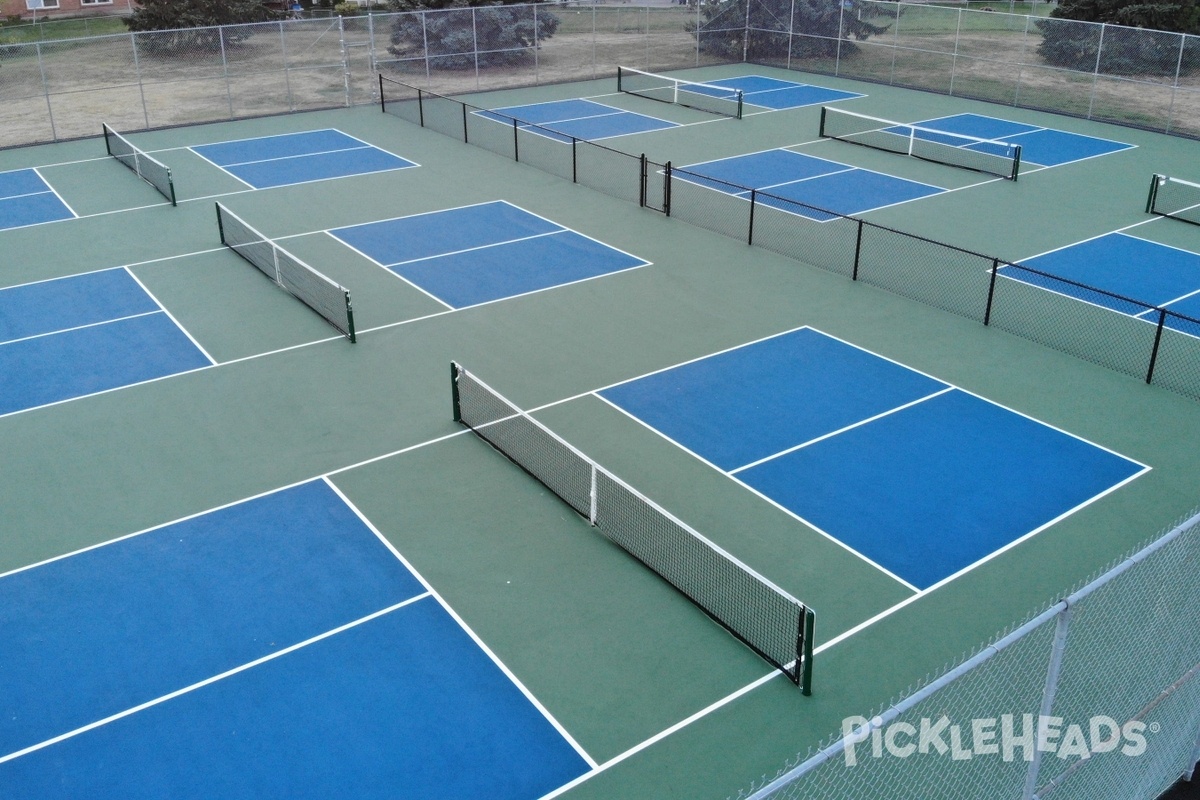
[736,510,1200,799]
[2,2,1198,149]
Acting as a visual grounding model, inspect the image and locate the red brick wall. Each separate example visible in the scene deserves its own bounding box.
[2,0,135,20]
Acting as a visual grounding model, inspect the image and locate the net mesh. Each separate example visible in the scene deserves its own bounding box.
[618,65,744,119]
[453,366,594,516]
[102,123,177,205]
[819,107,1021,181]
[452,362,813,689]
[1148,174,1200,226]
[216,203,355,342]
[593,469,808,680]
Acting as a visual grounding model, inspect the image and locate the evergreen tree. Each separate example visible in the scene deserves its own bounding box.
[386,0,558,70]
[1038,0,1200,75]
[696,0,889,62]
[125,0,275,51]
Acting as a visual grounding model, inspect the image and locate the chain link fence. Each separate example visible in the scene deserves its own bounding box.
[0,2,718,148]
[4,2,1197,149]
[753,0,1200,138]
[733,509,1200,800]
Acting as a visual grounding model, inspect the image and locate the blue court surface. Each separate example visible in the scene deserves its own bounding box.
[676,149,943,220]
[0,168,76,231]
[599,327,1146,591]
[0,479,589,799]
[1009,232,1200,333]
[908,113,1133,167]
[477,98,677,141]
[329,200,649,308]
[191,129,417,189]
[0,268,212,417]
[697,74,864,110]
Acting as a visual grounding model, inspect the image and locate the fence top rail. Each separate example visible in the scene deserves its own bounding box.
[743,504,1200,799]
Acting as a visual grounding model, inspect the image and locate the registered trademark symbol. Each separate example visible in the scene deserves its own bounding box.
[1149,722,1161,734]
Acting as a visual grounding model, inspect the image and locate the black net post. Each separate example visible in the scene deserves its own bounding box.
[1147,308,1168,384]
[344,292,356,344]
[512,118,520,162]
[461,104,469,143]
[571,138,578,184]
[818,105,828,138]
[1010,144,1021,182]
[801,607,815,695]
[378,73,385,113]
[418,89,425,127]
[1146,174,1163,213]
[451,361,462,421]
[984,258,1000,325]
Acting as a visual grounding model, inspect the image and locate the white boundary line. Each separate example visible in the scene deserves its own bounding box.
[0,466,596,771]
[323,198,652,307]
[219,142,375,168]
[0,188,55,203]
[0,310,160,348]
[0,311,1155,790]
[33,165,79,217]
[582,324,1150,588]
[591,390,922,593]
[386,229,567,268]
[672,146,947,222]
[0,593,432,766]
[1012,230,1200,318]
[327,478,599,770]
[680,145,845,171]
[187,126,350,152]
[0,194,656,419]
[122,266,217,366]
[729,386,955,474]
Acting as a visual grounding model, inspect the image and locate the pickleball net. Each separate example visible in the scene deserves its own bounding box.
[451,361,815,692]
[617,66,744,120]
[819,106,1022,181]
[1146,174,1200,227]
[215,203,356,342]
[102,123,177,206]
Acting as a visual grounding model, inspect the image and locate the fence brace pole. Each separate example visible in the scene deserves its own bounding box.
[1022,604,1074,800]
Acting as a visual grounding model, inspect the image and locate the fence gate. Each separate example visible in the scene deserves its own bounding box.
[642,157,672,215]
